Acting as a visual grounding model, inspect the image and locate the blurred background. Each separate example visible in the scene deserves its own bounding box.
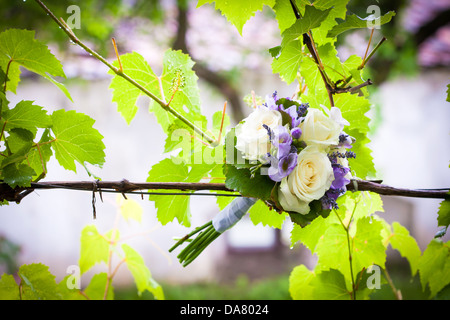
[0,0,449,299]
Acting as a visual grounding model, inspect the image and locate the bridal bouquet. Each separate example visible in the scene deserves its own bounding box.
[170,92,355,266]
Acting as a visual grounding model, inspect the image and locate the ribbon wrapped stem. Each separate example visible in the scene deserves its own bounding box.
[169,197,257,267]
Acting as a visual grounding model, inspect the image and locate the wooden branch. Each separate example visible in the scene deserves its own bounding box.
[1,179,449,204]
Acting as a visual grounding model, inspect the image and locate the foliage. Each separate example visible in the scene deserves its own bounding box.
[0,196,163,300]
[0,28,104,189]
[0,0,449,300]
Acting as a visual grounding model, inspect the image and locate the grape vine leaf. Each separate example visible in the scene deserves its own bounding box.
[437,198,450,229]
[149,49,207,135]
[271,39,303,84]
[122,244,164,299]
[314,216,385,281]
[0,29,72,101]
[197,0,276,35]
[388,222,421,276]
[290,215,327,250]
[314,223,348,274]
[0,274,20,300]
[2,128,33,166]
[312,269,350,300]
[109,52,156,124]
[84,273,114,300]
[50,109,105,172]
[289,264,315,300]
[2,163,35,188]
[223,164,275,201]
[327,11,396,38]
[309,0,351,46]
[79,225,110,274]
[272,5,333,84]
[117,196,143,223]
[147,157,213,227]
[351,217,386,274]
[1,100,51,136]
[446,84,450,102]
[248,199,287,229]
[26,129,53,179]
[57,275,85,300]
[418,239,450,298]
[110,50,206,134]
[17,263,60,300]
[280,5,332,47]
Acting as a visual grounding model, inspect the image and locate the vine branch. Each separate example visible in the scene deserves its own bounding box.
[1,179,449,204]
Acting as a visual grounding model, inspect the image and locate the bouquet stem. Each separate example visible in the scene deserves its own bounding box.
[169,197,257,267]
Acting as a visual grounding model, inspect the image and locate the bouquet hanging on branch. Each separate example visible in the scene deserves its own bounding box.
[170,92,356,266]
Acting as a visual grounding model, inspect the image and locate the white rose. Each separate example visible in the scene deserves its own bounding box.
[278,145,334,214]
[299,107,342,148]
[235,107,282,162]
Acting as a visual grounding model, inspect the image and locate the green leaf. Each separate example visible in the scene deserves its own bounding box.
[388,222,421,276]
[290,215,327,250]
[333,92,375,179]
[314,216,386,281]
[248,199,287,229]
[280,5,332,47]
[18,263,60,300]
[25,129,53,179]
[327,11,396,38]
[1,128,34,170]
[309,0,351,46]
[147,157,213,227]
[272,5,333,84]
[289,264,315,300]
[312,269,350,300]
[446,84,450,102]
[84,273,114,300]
[79,225,110,274]
[57,276,86,300]
[223,163,275,201]
[337,192,384,222]
[109,52,157,124]
[197,0,276,35]
[122,244,164,299]
[271,39,303,84]
[149,49,207,133]
[437,198,450,228]
[2,163,35,188]
[117,196,143,223]
[351,217,386,274]
[315,223,349,275]
[50,109,105,172]
[0,29,72,100]
[346,129,376,179]
[0,274,20,300]
[109,50,206,134]
[418,239,450,298]
[1,100,51,136]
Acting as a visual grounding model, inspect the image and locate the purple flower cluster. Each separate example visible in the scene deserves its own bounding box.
[320,137,356,210]
[262,92,309,182]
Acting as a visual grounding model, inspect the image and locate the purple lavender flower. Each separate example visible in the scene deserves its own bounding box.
[338,133,354,149]
[272,125,292,158]
[331,164,351,189]
[291,127,302,139]
[264,91,279,111]
[268,152,298,182]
